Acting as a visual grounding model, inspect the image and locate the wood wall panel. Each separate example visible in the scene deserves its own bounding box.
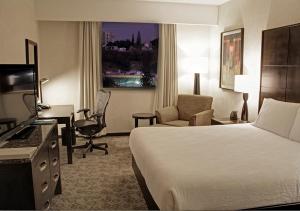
[286,66,300,102]
[262,28,289,65]
[260,24,300,108]
[289,26,300,65]
[261,66,287,88]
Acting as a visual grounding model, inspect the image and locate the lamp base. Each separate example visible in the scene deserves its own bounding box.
[241,93,249,122]
[193,73,200,95]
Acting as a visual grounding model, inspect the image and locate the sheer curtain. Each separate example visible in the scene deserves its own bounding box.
[79,22,101,113]
[153,24,178,111]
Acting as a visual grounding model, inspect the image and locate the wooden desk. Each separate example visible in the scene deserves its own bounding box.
[38,105,74,164]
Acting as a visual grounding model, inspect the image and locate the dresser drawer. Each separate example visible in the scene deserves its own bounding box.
[32,143,51,209]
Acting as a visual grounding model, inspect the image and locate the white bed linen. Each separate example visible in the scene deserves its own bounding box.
[129,124,300,210]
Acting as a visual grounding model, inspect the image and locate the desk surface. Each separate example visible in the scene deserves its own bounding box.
[39,105,74,119]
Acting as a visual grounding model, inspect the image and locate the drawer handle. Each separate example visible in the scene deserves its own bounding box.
[52,158,58,166]
[39,161,47,172]
[43,200,50,210]
[53,173,59,182]
[51,141,57,149]
[41,182,49,193]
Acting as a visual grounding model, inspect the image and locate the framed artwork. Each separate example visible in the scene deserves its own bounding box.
[220,28,244,90]
[101,22,159,88]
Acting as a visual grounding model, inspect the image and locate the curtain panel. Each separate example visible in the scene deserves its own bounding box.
[79,22,101,113]
[154,24,178,111]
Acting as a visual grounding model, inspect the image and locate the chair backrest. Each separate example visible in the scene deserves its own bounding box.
[177,95,213,121]
[94,90,111,127]
[23,93,37,116]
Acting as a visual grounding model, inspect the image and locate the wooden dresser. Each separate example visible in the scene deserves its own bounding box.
[0,122,61,210]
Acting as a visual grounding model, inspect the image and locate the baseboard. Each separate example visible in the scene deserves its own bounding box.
[58,132,130,139]
[106,132,130,136]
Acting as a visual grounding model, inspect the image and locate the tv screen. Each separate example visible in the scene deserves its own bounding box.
[102,22,159,88]
[0,65,37,140]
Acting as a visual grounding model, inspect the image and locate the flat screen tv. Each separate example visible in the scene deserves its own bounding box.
[0,64,37,141]
[102,22,159,88]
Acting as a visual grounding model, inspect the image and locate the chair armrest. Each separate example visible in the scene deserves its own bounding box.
[155,106,179,123]
[77,108,90,113]
[77,108,90,119]
[189,109,214,126]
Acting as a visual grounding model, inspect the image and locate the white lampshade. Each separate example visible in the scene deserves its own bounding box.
[234,75,251,93]
[181,57,208,74]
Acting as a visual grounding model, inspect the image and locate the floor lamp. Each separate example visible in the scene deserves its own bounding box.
[190,58,209,95]
[234,75,251,122]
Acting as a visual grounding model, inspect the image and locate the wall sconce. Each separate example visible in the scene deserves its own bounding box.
[40,77,49,104]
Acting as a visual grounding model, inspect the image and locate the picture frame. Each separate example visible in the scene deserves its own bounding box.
[25,39,39,96]
[220,28,244,90]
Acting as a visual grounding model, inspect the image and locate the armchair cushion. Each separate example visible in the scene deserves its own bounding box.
[165,120,189,127]
[178,95,213,121]
[189,109,214,126]
[155,106,179,123]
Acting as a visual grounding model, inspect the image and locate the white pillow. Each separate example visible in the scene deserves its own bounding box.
[254,99,300,138]
[289,108,300,142]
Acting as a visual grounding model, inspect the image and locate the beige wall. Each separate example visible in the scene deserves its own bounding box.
[177,24,212,95]
[207,0,300,121]
[0,0,39,64]
[34,0,218,25]
[38,21,80,115]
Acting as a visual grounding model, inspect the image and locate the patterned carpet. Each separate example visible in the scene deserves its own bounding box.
[51,136,147,210]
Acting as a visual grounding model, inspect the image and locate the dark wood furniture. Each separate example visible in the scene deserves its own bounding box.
[260,23,300,108]
[132,113,156,128]
[0,121,61,210]
[38,105,74,164]
[0,118,17,131]
[211,117,249,125]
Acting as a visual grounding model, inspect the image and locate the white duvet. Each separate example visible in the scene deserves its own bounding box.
[129,124,300,210]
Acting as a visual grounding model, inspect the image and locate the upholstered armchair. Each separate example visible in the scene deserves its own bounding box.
[155,95,214,127]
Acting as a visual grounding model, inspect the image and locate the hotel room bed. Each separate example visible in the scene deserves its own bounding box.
[129,124,300,210]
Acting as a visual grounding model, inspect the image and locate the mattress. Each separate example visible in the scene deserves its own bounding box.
[129,124,300,210]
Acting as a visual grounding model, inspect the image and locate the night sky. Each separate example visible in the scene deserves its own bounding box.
[102,22,159,43]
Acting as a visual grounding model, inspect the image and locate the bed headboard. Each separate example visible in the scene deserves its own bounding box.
[259,23,300,109]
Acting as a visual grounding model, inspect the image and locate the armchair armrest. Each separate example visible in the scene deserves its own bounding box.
[189,109,214,126]
[155,106,179,123]
[77,108,90,119]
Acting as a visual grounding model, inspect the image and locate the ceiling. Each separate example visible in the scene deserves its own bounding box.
[137,0,231,5]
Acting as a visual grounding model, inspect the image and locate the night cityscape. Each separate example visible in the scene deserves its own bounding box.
[102,22,159,88]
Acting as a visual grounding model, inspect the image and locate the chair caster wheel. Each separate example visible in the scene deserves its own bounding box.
[83,154,86,158]
[105,144,108,148]
[90,148,93,152]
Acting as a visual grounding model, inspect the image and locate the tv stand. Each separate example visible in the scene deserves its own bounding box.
[0,121,61,210]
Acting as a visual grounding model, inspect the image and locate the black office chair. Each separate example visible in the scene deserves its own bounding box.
[72,90,111,158]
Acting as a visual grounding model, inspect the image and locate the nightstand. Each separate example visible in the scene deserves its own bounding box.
[211,117,249,125]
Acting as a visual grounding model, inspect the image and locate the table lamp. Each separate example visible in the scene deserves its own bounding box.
[39,77,49,104]
[183,57,208,95]
[234,75,251,122]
